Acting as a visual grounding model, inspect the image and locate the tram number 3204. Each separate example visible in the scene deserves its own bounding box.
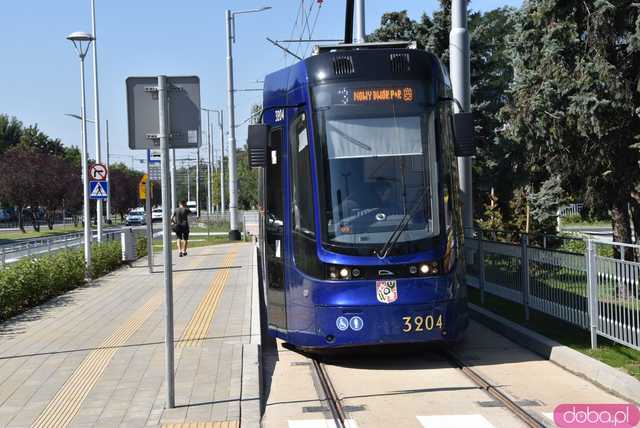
[402,314,444,332]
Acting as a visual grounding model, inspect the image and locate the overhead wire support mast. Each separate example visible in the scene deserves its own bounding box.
[266,37,302,60]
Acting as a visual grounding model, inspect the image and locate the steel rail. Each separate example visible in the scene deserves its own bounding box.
[311,358,348,428]
[440,350,546,428]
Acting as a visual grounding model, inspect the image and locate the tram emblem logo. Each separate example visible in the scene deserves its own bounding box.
[376,280,398,304]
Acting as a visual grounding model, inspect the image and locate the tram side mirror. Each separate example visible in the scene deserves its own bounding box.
[453,112,475,157]
[247,124,269,167]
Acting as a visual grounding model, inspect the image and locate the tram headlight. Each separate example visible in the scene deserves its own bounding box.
[409,265,418,274]
[327,265,357,280]
[419,264,430,274]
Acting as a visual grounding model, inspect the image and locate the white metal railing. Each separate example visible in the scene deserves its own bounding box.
[557,203,584,218]
[0,230,122,267]
[465,228,640,351]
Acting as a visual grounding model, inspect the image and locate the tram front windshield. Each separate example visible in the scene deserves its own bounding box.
[313,82,439,255]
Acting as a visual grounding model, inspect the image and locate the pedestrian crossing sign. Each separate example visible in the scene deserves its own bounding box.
[89,180,109,200]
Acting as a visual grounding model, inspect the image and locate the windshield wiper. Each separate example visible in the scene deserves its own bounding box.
[327,123,372,151]
[374,191,428,260]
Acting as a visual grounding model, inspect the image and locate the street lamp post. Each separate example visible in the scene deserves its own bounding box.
[225,6,271,240]
[66,31,94,275]
[212,110,224,215]
[105,119,111,223]
[196,145,200,218]
[201,109,212,216]
[90,0,104,242]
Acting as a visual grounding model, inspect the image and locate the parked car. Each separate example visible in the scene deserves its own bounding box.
[125,208,146,226]
[152,208,163,222]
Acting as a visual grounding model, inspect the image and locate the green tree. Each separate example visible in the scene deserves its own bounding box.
[0,114,22,155]
[109,163,143,221]
[477,188,505,231]
[503,0,640,245]
[236,148,258,210]
[18,124,65,156]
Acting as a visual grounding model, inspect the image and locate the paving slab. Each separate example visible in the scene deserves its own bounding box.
[0,242,257,427]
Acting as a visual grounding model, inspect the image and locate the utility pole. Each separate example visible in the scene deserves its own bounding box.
[105,119,111,223]
[202,109,212,216]
[91,0,103,242]
[355,0,365,43]
[196,146,200,217]
[224,7,269,236]
[186,162,191,201]
[218,111,225,214]
[450,0,473,232]
[209,122,214,213]
[226,9,240,240]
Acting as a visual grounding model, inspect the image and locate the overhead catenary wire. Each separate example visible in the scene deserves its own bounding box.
[284,0,305,65]
[294,0,316,59]
[304,2,323,57]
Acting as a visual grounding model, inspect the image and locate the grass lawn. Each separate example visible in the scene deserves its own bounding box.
[561,220,611,228]
[188,224,233,233]
[0,225,84,243]
[152,235,232,250]
[467,287,640,380]
[0,222,125,244]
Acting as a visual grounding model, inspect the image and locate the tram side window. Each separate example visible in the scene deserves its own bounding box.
[290,112,322,277]
[290,113,315,237]
[267,128,284,228]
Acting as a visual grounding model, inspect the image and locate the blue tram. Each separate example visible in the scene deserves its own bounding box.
[248,41,475,348]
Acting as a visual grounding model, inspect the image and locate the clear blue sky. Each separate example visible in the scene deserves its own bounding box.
[0,0,521,171]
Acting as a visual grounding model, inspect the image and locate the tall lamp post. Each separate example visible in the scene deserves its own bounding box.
[201,108,213,216]
[105,119,111,223]
[90,0,104,241]
[66,31,94,275]
[225,6,271,240]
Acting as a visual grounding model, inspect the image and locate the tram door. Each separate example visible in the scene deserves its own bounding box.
[265,127,287,329]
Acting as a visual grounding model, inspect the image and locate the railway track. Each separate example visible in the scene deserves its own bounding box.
[438,350,546,428]
[308,349,547,428]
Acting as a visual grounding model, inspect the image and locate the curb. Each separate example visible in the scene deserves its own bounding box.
[240,243,262,428]
[469,303,640,404]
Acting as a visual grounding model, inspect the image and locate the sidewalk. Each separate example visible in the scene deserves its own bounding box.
[0,242,257,427]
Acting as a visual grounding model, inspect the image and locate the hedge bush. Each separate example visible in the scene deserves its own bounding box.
[0,236,148,322]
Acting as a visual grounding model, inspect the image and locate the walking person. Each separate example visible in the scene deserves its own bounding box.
[171,200,191,257]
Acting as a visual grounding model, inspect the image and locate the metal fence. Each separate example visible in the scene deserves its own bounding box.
[465,229,640,351]
[0,230,122,268]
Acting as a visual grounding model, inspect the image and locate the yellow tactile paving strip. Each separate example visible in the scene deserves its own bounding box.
[178,249,237,349]
[30,248,228,428]
[32,292,165,428]
[162,420,239,428]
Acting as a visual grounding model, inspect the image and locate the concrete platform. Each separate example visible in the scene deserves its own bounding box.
[0,242,259,427]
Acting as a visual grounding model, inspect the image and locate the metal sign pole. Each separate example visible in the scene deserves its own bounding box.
[146,148,153,274]
[158,75,175,409]
[171,148,177,211]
